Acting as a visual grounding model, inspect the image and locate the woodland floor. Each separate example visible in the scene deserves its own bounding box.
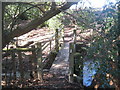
[27,26,84,89]
[2,25,92,89]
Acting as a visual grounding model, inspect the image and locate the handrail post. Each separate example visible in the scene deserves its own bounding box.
[31,46,37,78]
[5,58,8,86]
[55,29,59,52]
[73,30,76,44]
[73,30,76,53]
[18,51,24,82]
[62,28,64,44]
[62,35,64,42]
[36,42,43,82]
[50,40,51,51]
[11,47,16,80]
[69,43,75,83]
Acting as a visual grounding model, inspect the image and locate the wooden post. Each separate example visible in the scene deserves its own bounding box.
[49,40,51,51]
[73,30,76,53]
[37,42,43,82]
[5,58,8,86]
[69,43,75,83]
[55,29,59,52]
[11,47,16,80]
[18,51,24,81]
[62,36,64,43]
[31,46,37,79]
[73,30,77,44]
[62,28,64,43]
[15,37,18,47]
[5,45,9,86]
[0,2,2,89]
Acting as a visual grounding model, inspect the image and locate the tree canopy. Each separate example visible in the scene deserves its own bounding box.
[2,1,79,48]
[2,1,120,89]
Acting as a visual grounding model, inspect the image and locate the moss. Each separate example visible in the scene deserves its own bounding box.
[3,48,36,52]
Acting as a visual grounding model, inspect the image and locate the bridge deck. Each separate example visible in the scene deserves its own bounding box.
[50,42,69,75]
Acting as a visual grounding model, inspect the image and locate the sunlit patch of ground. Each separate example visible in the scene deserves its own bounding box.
[2,26,95,89]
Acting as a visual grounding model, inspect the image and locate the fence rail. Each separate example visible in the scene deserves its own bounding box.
[2,27,64,86]
[68,29,83,83]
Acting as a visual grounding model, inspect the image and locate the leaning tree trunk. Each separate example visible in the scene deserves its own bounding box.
[2,2,79,48]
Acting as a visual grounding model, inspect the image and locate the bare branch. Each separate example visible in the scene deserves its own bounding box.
[3,2,79,48]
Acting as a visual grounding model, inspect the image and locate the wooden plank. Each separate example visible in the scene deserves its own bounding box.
[41,42,47,47]
[42,42,50,51]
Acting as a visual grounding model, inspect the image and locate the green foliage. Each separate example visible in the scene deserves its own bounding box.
[47,13,64,30]
[69,2,119,88]
[3,2,52,32]
[84,3,118,88]
[3,1,120,88]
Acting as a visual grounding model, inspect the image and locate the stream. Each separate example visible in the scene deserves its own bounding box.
[83,60,99,87]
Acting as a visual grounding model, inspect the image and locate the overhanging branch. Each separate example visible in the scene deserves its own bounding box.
[3,2,79,48]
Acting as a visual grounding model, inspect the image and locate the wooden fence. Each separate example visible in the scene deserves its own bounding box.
[68,29,83,83]
[2,27,64,86]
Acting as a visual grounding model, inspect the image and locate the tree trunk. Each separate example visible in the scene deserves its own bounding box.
[2,2,79,48]
[0,1,2,90]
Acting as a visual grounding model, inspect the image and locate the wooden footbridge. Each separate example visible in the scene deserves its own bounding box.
[2,27,84,89]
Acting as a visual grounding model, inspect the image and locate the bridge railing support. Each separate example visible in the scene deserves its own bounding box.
[36,42,43,82]
[69,43,75,83]
[2,27,64,86]
[18,51,24,82]
[55,29,59,52]
[73,30,77,44]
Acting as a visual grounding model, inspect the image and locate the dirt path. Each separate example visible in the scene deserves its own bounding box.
[2,27,83,89]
